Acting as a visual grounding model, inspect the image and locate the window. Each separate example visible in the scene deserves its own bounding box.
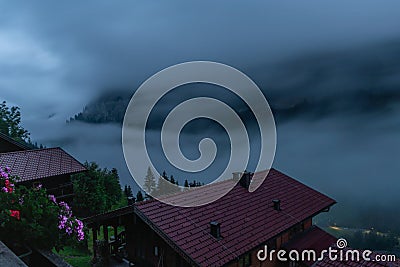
[238,253,252,267]
[289,223,304,240]
[267,239,276,249]
[136,246,145,259]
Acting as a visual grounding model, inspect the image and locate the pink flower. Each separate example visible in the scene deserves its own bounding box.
[58,215,68,229]
[77,231,85,241]
[66,227,73,235]
[48,195,57,203]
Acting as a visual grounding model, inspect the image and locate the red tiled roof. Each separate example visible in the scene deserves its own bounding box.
[135,168,336,267]
[0,148,86,182]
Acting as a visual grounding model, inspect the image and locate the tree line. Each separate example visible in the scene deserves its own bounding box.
[0,101,45,149]
[142,167,204,198]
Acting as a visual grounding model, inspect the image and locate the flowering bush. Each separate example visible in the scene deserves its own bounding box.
[0,166,85,250]
[58,201,85,241]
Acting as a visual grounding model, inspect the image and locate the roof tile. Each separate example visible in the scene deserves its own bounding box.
[136,168,336,267]
[0,148,86,182]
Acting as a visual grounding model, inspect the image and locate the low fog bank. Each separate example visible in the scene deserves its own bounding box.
[27,120,134,189]
[274,108,400,232]
[25,104,400,232]
[274,109,400,201]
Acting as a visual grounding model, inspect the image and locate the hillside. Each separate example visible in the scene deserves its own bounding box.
[68,40,400,125]
[67,92,131,124]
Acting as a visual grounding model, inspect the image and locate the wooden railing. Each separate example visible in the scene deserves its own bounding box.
[46,182,74,199]
[109,230,127,260]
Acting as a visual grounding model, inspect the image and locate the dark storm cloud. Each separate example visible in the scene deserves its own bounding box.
[2,0,400,123]
[249,39,400,120]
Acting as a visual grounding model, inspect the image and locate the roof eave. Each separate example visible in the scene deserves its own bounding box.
[134,205,201,267]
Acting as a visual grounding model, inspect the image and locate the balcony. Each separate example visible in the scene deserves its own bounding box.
[46,182,74,200]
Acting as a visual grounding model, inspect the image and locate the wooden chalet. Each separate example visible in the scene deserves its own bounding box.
[85,169,400,266]
[0,134,86,203]
[83,169,357,267]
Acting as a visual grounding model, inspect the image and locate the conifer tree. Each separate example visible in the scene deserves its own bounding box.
[143,167,156,194]
[136,191,144,202]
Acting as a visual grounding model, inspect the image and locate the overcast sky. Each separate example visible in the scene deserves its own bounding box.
[1,0,400,125]
[1,1,400,227]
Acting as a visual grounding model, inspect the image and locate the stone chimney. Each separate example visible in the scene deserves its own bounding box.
[210,221,221,239]
[272,199,281,211]
[239,171,253,189]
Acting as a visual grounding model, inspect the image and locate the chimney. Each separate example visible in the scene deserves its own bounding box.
[128,196,136,205]
[272,199,281,211]
[239,171,253,189]
[232,172,242,180]
[210,221,221,239]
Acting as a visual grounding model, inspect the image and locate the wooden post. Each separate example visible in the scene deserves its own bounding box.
[103,225,109,255]
[92,226,98,258]
[113,225,118,240]
[112,225,118,255]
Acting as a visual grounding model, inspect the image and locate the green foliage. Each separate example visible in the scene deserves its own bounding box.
[0,101,30,143]
[53,246,91,267]
[0,170,84,251]
[12,186,60,249]
[123,185,133,198]
[72,162,124,217]
[0,101,43,149]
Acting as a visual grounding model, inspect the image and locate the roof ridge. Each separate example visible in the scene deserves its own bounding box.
[56,147,87,171]
[0,147,86,182]
[0,146,62,156]
[136,169,276,206]
[271,168,336,204]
